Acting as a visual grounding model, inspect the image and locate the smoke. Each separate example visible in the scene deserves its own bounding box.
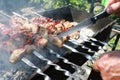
[0,0,36,13]
[0,8,34,80]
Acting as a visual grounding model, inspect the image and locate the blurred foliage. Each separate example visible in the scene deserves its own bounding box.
[108,35,120,50]
[93,3,104,14]
[110,15,120,24]
[30,0,88,10]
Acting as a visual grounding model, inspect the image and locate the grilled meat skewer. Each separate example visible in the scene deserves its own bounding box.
[0,12,79,63]
[11,12,80,48]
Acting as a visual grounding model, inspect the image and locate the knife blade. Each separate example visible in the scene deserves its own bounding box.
[58,10,110,38]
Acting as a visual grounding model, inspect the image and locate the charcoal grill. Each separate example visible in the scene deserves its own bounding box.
[0,6,117,80]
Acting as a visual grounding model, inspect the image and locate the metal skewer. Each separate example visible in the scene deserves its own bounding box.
[12,12,29,21]
[87,37,112,50]
[69,38,102,49]
[69,37,110,54]
[68,39,99,54]
[88,37,111,47]
[0,10,11,18]
[46,47,83,73]
[21,57,51,80]
[63,44,95,62]
[30,11,43,17]
[32,50,80,79]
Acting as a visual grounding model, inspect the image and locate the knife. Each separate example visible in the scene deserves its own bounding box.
[58,10,110,38]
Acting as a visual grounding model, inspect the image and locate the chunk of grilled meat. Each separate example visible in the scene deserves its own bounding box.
[68,31,80,40]
[24,44,36,53]
[22,22,38,34]
[34,36,48,48]
[9,48,26,63]
[49,35,63,47]
[9,45,36,64]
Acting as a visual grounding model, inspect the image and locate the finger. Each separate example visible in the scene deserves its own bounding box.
[106,2,120,14]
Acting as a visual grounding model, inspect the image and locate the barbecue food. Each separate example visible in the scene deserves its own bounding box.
[9,48,26,63]
[30,17,80,47]
[10,16,80,46]
[24,44,36,53]
[22,22,38,34]
[0,14,81,64]
[34,36,48,48]
[0,23,11,35]
[50,35,63,47]
[68,31,80,40]
[9,45,36,63]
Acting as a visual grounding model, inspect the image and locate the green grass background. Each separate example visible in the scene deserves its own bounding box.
[108,35,120,50]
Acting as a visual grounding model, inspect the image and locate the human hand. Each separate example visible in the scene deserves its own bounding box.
[93,50,120,80]
[105,0,120,16]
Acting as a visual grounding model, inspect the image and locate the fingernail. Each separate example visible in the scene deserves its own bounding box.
[107,7,113,14]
